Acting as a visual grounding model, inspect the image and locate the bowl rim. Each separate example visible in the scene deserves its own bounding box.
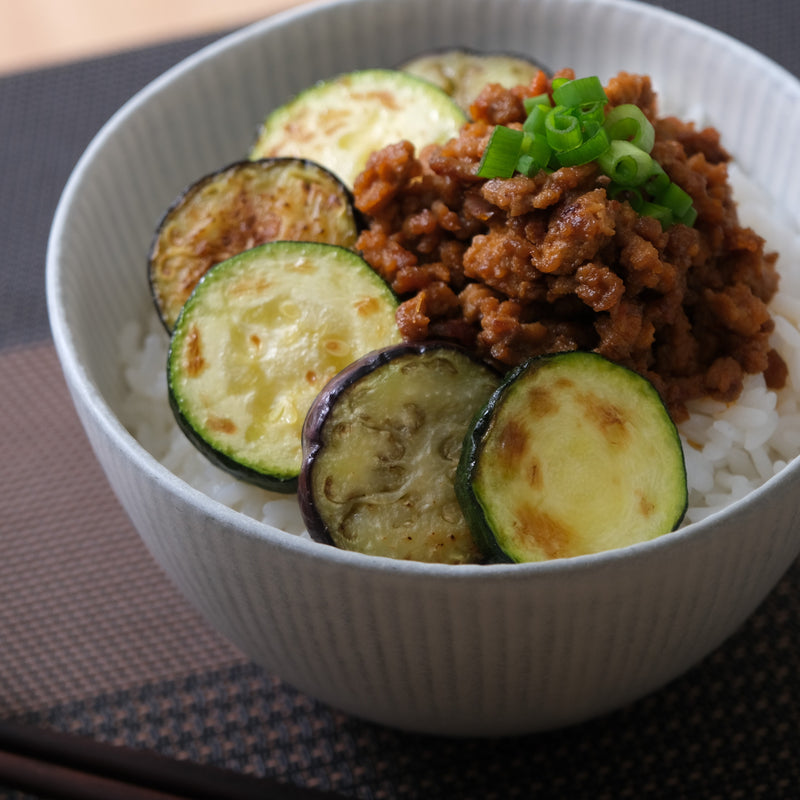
[46,0,800,582]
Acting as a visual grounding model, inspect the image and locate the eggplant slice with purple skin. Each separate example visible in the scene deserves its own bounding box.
[149,157,360,331]
[299,342,501,563]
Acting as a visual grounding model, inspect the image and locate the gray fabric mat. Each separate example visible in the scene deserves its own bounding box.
[0,32,222,349]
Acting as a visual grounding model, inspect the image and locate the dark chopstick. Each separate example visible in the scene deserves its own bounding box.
[0,749,184,800]
[0,720,347,800]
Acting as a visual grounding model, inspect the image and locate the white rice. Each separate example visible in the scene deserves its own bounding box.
[117,164,800,536]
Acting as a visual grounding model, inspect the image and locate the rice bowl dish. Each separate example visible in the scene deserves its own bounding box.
[47,0,800,735]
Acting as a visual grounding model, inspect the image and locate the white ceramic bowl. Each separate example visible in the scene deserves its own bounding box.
[47,0,800,736]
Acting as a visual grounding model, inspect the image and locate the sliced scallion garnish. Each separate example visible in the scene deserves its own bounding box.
[545,106,583,151]
[523,102,551,135]
[679,205,698,227]
[644,162,671,196]
[556,125,609,167]
[476,125,524,178]
[576,100,607,128]
[639,201,674,227]
[523,93,552,115]
[475,74,698,228]
[656,181,694,218]
[596,139,654,187]
[552,75,607,107]
[519,132,552,173]
[603,104,656,153]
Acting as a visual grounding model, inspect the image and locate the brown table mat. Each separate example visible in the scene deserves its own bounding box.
[2,4,800,798]
[0,343,247,716]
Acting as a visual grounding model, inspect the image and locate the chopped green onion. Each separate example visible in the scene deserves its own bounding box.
[640,201,674,229]
[576,100,607,128]
[579,119,601,140]
[523,103,551,135]
[516,154,538,177]
[476,126,524,178]
[523,93,552,115]
[644,162,671,196]
[552,76,608,108]
[521,132,552,167]
[556,125,610,167]
[516,132,553,176]
[596,139,653,187]
[678,205,698,227]
[603,104,656,153]
[608,183,645,212]
[656,181,694,218]
[545,106,583,152]
[478,74,698,228]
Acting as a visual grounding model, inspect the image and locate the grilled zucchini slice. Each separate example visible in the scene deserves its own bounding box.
[456,351,687,563]
[249,69,467,187]
[168,241,401,492]
[149,158,359,330]
[400,49,545,111]
[299,343,501,563]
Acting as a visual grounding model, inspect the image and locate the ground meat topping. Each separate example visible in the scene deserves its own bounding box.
[353,71,785,421]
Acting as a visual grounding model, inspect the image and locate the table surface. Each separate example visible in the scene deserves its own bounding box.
[0,0,300,75]
[2,1,800,798]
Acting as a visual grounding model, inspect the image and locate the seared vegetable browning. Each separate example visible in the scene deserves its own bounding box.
[249,69,467,187]
[149,158,359,330]
[400,49,544,111]
[457,351,687,562]
[168,242,401,491]
[299,343,500,563]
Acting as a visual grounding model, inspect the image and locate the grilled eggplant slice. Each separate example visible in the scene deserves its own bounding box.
[168,241,401,492]
[400,49,545,111]
[249,69,467,187]
[456,351,687,563]
[149,158,359,330]
[299,342,501,563]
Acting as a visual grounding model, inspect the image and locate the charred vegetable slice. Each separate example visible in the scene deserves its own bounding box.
[456,351,687,563]
[400,49,545,111]
[299,343,501,563]
[168,242,401,492]
[149,158,359,330]
[249,69,467,187]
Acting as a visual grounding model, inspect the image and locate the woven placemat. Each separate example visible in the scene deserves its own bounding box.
[0,31,225,350]
[2,339,800,799]
[2,3,800,798]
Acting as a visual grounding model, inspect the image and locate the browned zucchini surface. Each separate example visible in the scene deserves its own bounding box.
[400,49,545,111]
[249,69,467,188]
[168,242,401,492]
[456,351,688,563]
[149,158,359,330]
[299,343,501,563]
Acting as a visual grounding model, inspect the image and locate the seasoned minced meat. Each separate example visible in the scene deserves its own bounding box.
[353,69,786,422]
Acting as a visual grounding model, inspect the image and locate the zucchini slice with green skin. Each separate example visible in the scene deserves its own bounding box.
[249,69,467,187]
[456,351,688,563]
[168,241,401,492]
[149,158,360,331]
[400,49,546,111]
[299,342,501,563]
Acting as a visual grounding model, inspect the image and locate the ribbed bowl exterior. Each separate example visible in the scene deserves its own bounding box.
[47,0,800,735]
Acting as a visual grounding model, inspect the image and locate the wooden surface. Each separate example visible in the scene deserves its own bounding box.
[0,0,308,75]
